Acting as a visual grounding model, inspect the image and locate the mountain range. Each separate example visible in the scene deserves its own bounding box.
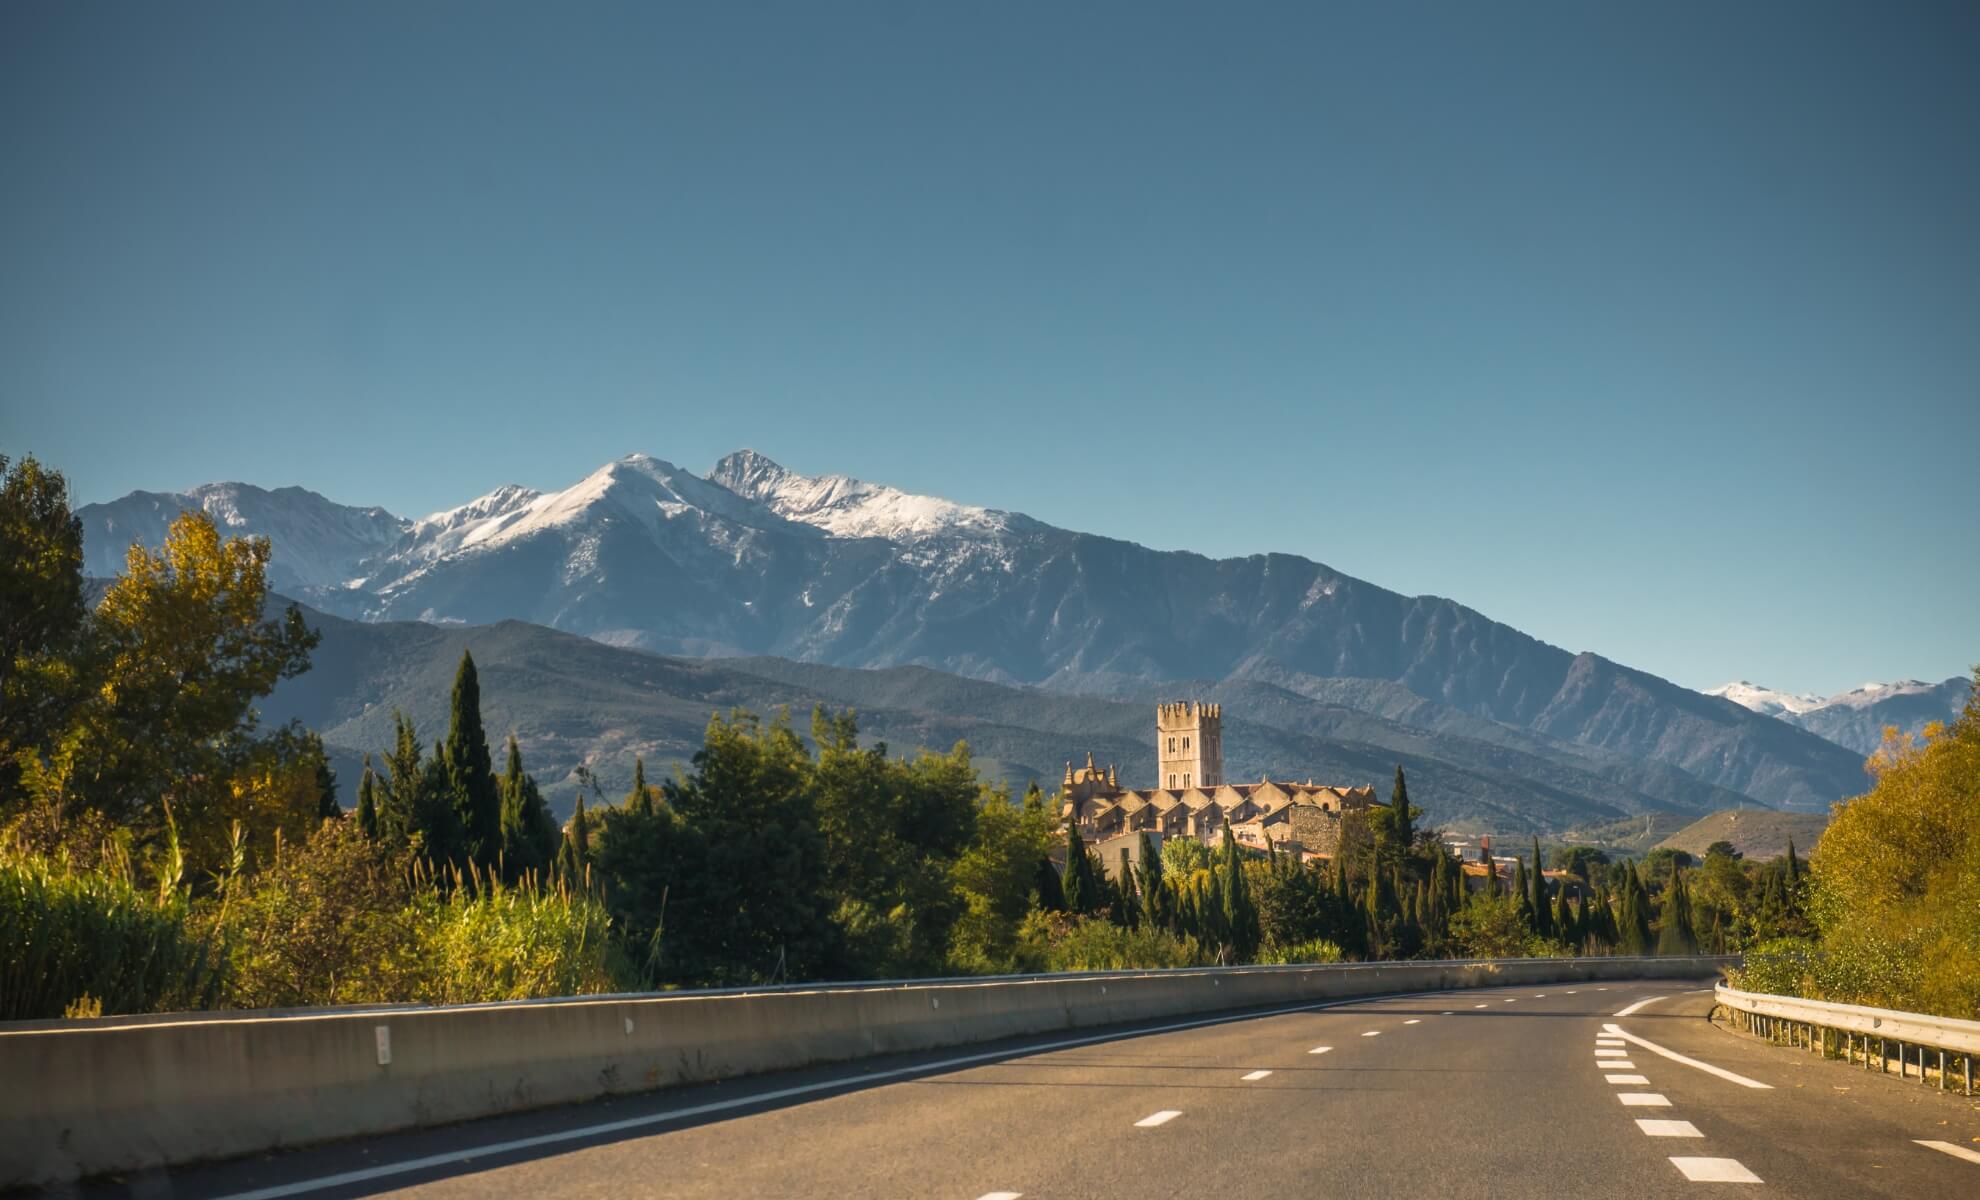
[1703,678,1970,756]
[77,451,1896,822]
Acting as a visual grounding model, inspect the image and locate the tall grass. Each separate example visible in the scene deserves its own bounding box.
[404,863,625,1004]
[0,846,225,1020]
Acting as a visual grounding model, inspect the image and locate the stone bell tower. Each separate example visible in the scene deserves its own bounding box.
[1156,701,1222,790]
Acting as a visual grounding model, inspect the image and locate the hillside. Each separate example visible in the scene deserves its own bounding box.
[83,451,1872,814]
[260,606,1767,836]
[1653,810,1832,862]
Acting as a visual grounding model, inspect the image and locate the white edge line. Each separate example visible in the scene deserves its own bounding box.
[209,986,1471,1199]
[1604,1024,1772,1089]
[1915,1140,1980,1165]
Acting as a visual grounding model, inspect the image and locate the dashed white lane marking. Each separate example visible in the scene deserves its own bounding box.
[1440,1010,1454,1015]
[1603,1025,1773,1090]
[1502,998,1517,1003]
[1604,1060,1638,1070]
[205,986,1492,1200]
[1308,1046,1333,1055]
[1596,987,1610,991]
[1916,1140,1980,1165]
[1596,1049,1629,1058]
[1566,990,1579,994]
[1361,1031,1381,1037]
[1618,1093,1672,1107]
[1669,1157,1761,1183]
[1606,1074,1650,1085]
[978,1193,1023,1199]
[1534,994,1547,998]
[1614,996,1666,1017]
[1636,1120,1702,1138]
[1474,1004,1490,1009]
[1404,1019,1421,1025]
[1135,1110,1183,1128]
[1241,1070,1273,1081]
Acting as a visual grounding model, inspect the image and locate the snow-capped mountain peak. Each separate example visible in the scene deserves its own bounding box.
[1703,681,1825,717]
[708,449,1022,541]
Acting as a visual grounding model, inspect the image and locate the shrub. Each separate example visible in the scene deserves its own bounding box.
[0,844,225,1019]
[1258,937,1345,965]
[403,867,626,1004]
[1014,911,1207,972]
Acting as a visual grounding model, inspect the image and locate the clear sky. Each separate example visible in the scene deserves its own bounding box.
[3,2,1974,697]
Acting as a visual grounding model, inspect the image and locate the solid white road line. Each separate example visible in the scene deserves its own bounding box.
[1668,1157,1762,1183]
[1614,996,1666,1017]
[1603,1024,1773,1090]
[1618,1093,1672,1107]
[1135,1110,1183,1128]
[206,986,1475,1200]
[1404,1019,1421,1025]
[1605,1074,1650,1085]
[1636,1120,1702,1138]
[1915,1140,1980,1165]
[1241,1070,1272,1081]
[1308,1046,1333,1055]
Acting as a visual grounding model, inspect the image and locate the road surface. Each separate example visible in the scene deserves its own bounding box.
[69,978,1980,1198]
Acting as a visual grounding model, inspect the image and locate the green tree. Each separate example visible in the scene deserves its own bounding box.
[950,782,1060,970]
[1657,867,1697,955]
[355,758,379,840]
[440,651,501,869]
[379,712,458,862]
[1063,823,1099,916]
[1528,838,1552,939]
[1221,832,1260,962]
[496,734,560,880]
[0,455,89,814]
[660,709,837,985]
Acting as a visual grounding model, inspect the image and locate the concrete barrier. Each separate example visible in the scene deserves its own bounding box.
[0,955,1730,1185]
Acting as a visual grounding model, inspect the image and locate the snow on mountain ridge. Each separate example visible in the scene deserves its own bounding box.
[709,449,1022,541]
[1703,681,1825,717]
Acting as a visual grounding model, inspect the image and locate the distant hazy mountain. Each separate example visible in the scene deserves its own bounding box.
[79,482,407,597]
[260,605,1758,835]
[1706,677,1970,757]
[80,451,1871,812]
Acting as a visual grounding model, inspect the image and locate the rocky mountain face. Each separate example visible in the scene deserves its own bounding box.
[1707,677,1971,757]
[80,451,1875,814]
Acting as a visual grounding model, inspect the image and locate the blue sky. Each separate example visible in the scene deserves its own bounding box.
[3,2,1974,697]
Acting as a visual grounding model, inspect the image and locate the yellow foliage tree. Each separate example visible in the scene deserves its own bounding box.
[26,510,319,877]
[1809,669,1980,1018]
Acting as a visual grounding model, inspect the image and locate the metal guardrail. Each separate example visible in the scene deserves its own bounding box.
[1714,982,1978,1096]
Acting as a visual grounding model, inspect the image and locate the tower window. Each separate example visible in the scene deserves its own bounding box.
[1167,736,1176,753]
[1183,773,1191,788]
[1169,773,1178,788]
[1183,736,1190,751]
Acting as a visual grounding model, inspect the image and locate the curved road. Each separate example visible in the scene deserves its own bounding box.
[78,979,1980,1199]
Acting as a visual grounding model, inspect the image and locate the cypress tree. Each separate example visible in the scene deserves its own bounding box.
[1480,845,1499,898]
[1657,867,1697,955]
[1222,831,1260,962]
[1554,886,1575,948]
[1529,839,1552,939]
[1389,764,1415,850]
[1137,833,1169,930]
[356,757,379,840]
[441,650,501,868]
[626,757,653,815]
[1512,856,1533,929]
[1063,825,1097,916]
[498,734,559,879]
[1033,854,1067,911]
[1619,865,1652,954]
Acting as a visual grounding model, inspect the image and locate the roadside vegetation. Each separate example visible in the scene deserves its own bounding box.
[1730,673,1980,1020]
[3,454,1732,1020]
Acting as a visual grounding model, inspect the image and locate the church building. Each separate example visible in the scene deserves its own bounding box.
[1063,701,1382,864]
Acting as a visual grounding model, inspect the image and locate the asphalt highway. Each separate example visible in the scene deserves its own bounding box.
[69,978,1980,1199]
